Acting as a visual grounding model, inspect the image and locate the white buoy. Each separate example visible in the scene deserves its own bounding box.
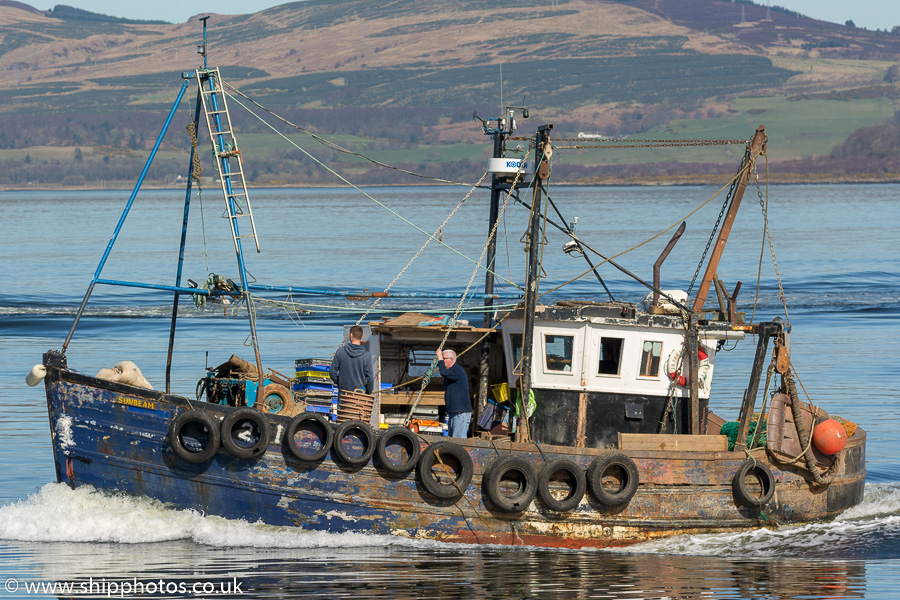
[26,364,46,387]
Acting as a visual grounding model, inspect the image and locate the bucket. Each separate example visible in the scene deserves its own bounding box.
[491,383,510,405]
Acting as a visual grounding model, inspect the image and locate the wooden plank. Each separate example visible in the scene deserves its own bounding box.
[618,433,728,452]
[379,394,445,407]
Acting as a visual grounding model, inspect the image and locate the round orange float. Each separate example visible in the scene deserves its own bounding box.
[813,418,847,455]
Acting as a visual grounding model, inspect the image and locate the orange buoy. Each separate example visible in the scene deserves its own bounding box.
[813,418,847,455]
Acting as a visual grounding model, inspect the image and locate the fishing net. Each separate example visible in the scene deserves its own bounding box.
[721,420,767,451]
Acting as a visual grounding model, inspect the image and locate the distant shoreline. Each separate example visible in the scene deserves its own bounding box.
[3,174,899,192]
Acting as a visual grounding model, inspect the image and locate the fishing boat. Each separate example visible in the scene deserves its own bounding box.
[31,26,865,549]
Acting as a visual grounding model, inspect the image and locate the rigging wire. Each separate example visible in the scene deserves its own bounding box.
[404,164,528,425]
[222,82,474,187]
[224,91,520,289]
[754,152,791,325]
[537,159,754,299]
[249,294,521,316]
[352,171,491,331]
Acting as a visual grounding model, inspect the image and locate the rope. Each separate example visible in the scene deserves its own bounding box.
[223,91,518,287]
[747,357,776,450]
[785,369,840,485]
[249,294,521,316]
[554,140,748,150]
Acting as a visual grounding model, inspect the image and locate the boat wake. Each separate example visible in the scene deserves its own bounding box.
[617,482,900,559]
[2,482,897,557]
[0,483,440,550]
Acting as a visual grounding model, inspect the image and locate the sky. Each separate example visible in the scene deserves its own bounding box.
[27,0,900,30]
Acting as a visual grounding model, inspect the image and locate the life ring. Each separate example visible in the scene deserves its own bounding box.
[375,426,421,474]
[587,452,639,507]
[666,346,711,392]
[260,383,294,416]
[332,420,376,467]
[417,442,474,499]
[220,407,271,460]
[169,409,220,464]
[732,459,776,507]
[285,412,333,462]
[537,458,586,512]
[482,455,537,513]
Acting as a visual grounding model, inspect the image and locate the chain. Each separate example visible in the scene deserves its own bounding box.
[511,137,746,146]
[754,155,791,325]
[187,123,203,187]
[554,140,747,150]
[687,165,741,295]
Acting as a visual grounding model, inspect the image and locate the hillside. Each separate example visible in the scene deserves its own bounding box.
[1,0,899,187]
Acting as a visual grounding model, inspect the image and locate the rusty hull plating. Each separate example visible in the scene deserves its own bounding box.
[43,354,866,549]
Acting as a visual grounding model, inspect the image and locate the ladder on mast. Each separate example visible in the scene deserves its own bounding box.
[194,66,265,401]
[196,67,260,255]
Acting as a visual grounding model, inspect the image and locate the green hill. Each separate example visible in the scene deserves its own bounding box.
[0,0,898,187]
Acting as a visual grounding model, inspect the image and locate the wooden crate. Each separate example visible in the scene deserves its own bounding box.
[337,391,375,423]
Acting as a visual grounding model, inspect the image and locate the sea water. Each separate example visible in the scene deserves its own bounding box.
[0,184,898,599]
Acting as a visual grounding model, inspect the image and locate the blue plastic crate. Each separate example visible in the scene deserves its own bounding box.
[293,382,335,392]
[294,359,332,372]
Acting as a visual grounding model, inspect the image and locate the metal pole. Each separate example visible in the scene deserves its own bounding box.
[165,88,203,394]
[478,124,506,419]
[62,79,190,353]
[518,124,553,443]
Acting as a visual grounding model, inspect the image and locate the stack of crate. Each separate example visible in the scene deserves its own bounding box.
[293,358,338,420]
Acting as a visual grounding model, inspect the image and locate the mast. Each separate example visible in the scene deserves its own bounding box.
[517,123,553,443]
[478,122,505,412]
[477,106,528,415]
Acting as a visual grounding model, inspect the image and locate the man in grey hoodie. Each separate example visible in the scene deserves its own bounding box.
[331,325,374,394]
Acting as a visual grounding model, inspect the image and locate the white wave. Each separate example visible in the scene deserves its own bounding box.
[615,482,900,557]
[0,483,439,549]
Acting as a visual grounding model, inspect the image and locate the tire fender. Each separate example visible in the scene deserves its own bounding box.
[375,426,421,474]
[587,452,640,507]
[732,459,776,507]
[537,457,586,512]
[285,412,333,462]
[333,420,376,466]
[417,442,474,499]
[169,409,221,464]
[220,407,271,460]
[483,455,538,513]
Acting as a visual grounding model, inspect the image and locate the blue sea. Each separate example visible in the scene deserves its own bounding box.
[1,183,898,599]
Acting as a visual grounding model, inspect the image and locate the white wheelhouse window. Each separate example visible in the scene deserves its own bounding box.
[638,340,663,378]
[597,337,624,376]
[543,334,575,374]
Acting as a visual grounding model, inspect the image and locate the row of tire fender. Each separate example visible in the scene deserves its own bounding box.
[171,408,774,510]
[478,452,641,513]
[169,408,420,471]
[169,407,273,464]
[169,408,640,511]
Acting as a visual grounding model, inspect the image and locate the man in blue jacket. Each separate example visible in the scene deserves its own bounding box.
[435,348,471,438]
[331,326,374,394]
